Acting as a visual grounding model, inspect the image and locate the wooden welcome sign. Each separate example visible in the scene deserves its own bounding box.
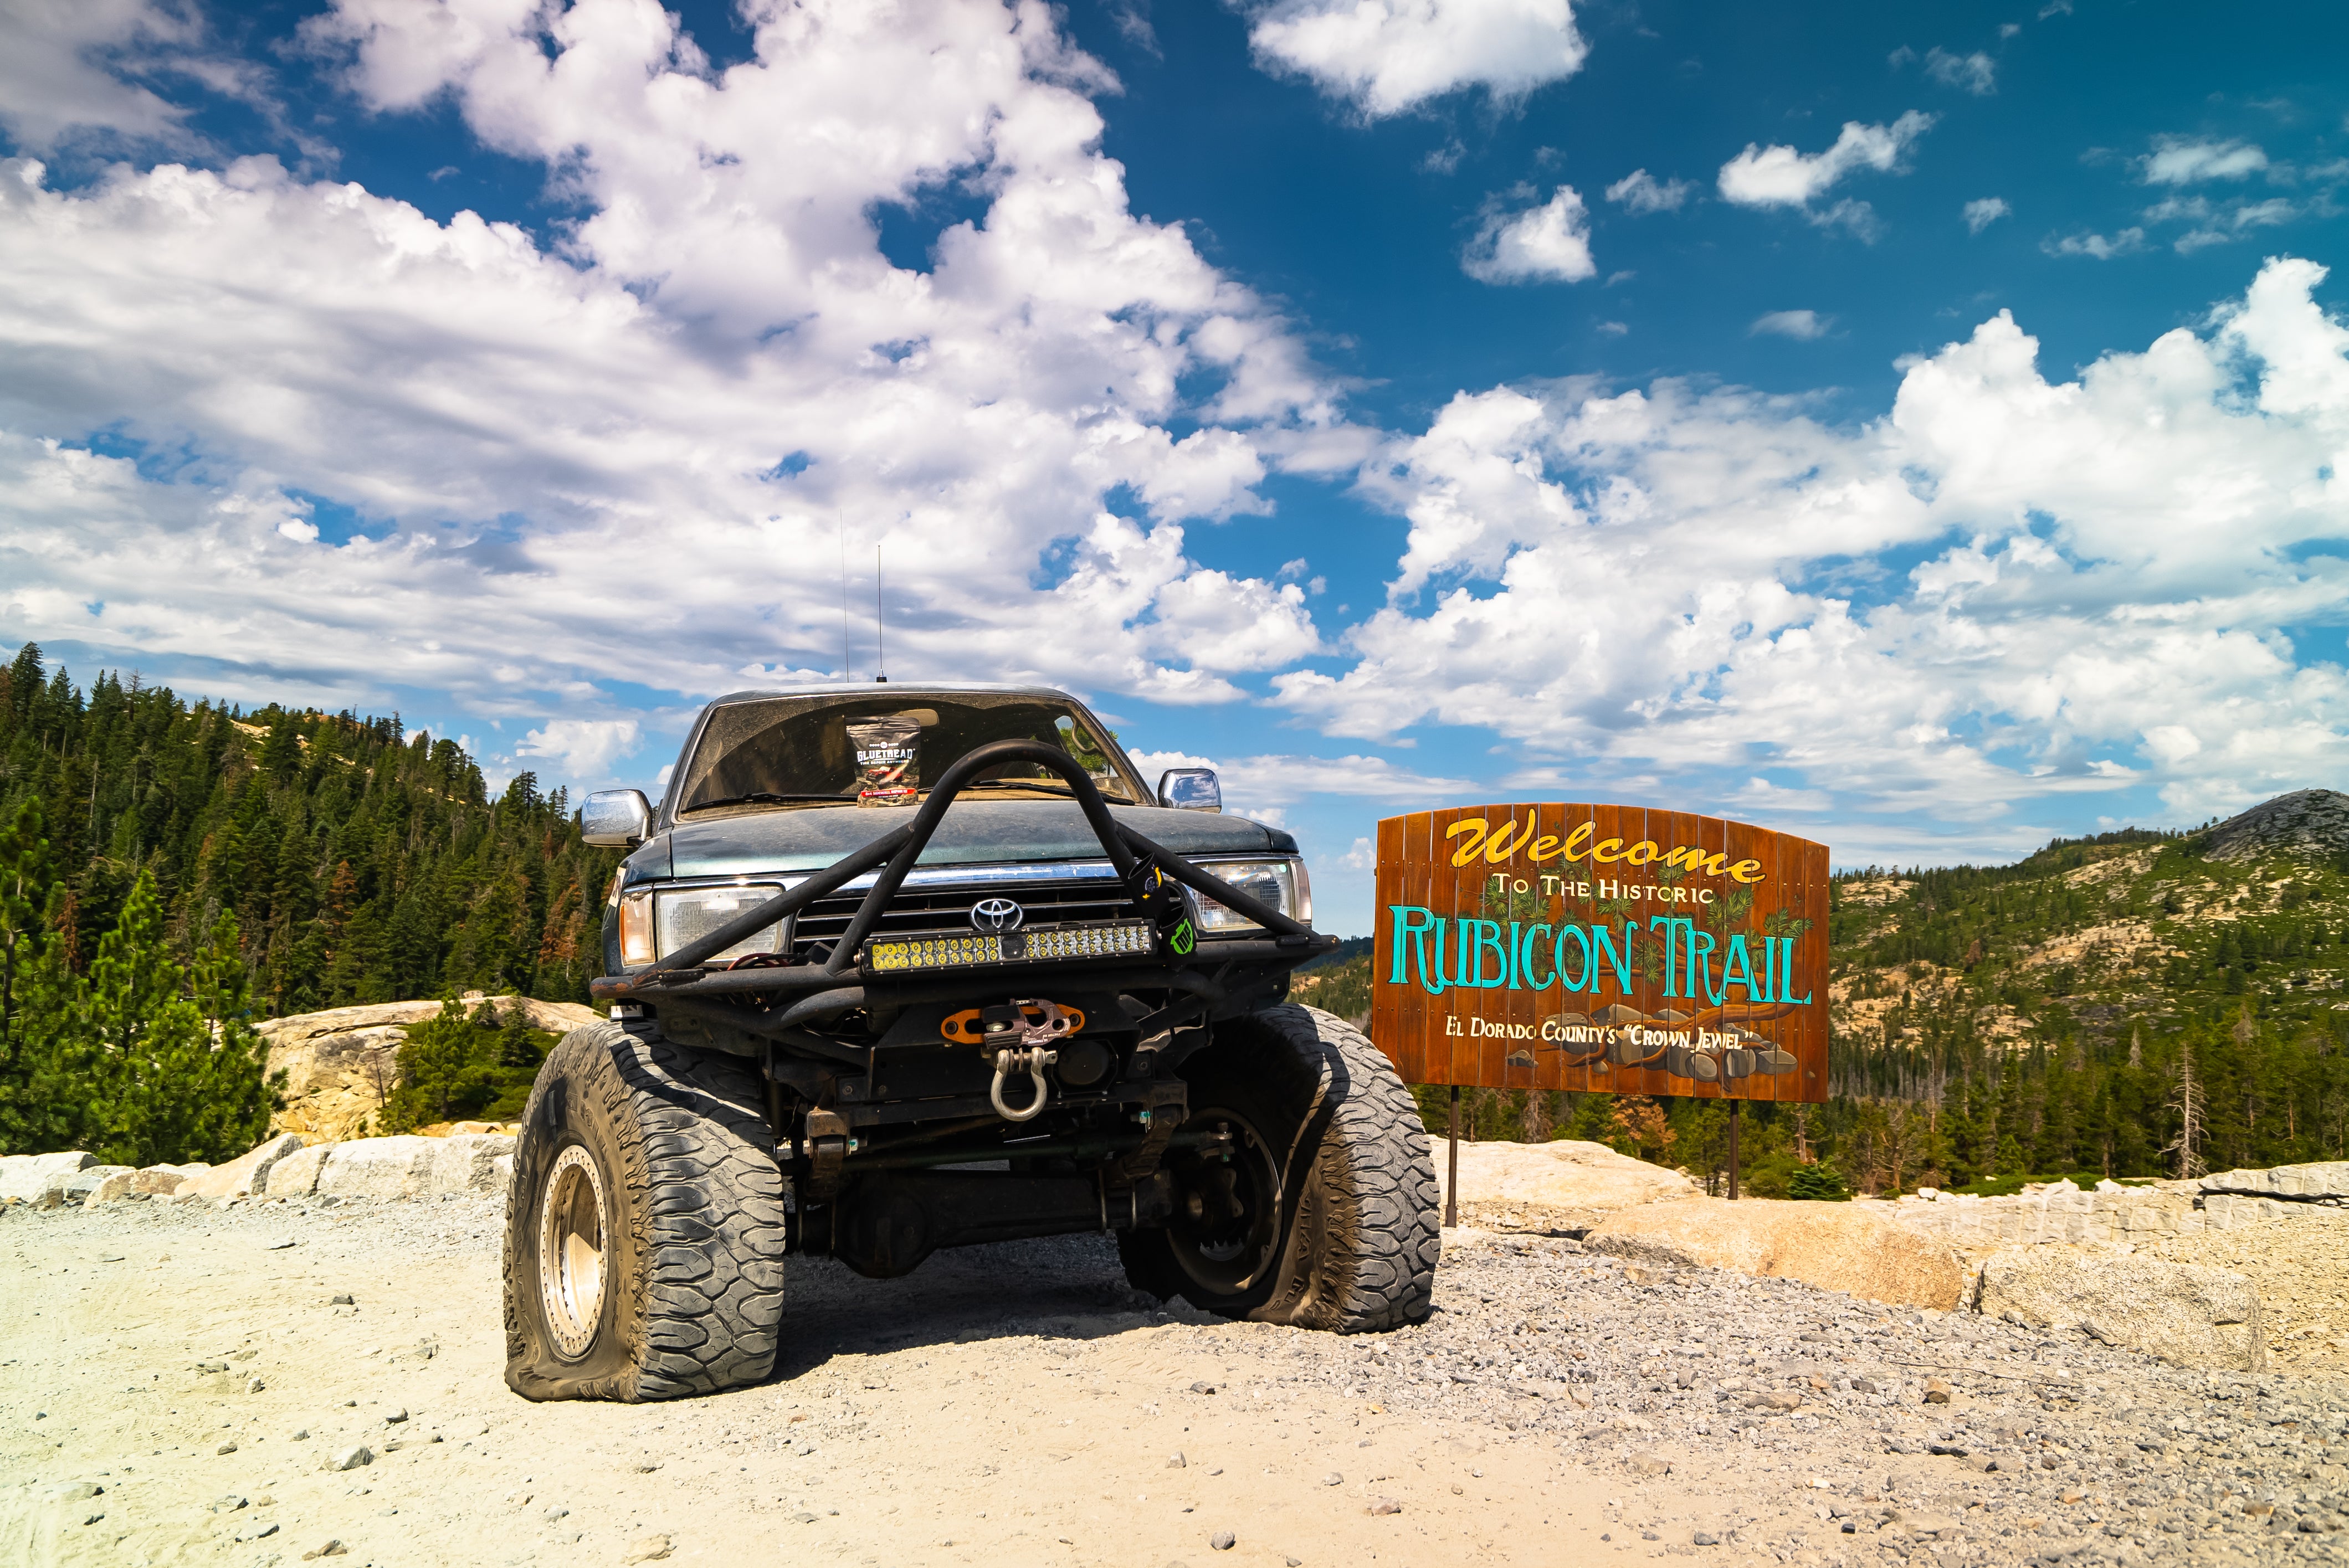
[1370,803,1830,1102]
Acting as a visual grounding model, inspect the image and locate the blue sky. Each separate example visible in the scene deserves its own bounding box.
[2,0,2347,936]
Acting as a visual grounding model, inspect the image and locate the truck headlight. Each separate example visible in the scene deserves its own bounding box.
[654,882,791,963]
[618,882,791,966]
[618,887,655,967]
[1192,857,1311,933]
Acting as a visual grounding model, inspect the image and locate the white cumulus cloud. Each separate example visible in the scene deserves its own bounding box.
[2045,227,2146,259]
[1126,747,1480,826]
[1604,168,1692,214]
[1283,258,2349,852]
[1750,310,1832,340]
[0,0,1347,779]
[1245,0,1587,118]
[517,718,644,782]
[1717,111,1936,210]
[1461,185,1595,284]
[2141,137,2269,184]
[1924,48,1996,95]
[0,0,201,152]
[1963,196,2011,233]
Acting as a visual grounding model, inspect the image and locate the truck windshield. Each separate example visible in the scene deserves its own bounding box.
[673,693,1147,816]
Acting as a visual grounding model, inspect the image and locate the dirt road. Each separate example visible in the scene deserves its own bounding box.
[6,1195,2344,1566]
[4,1197,1643,1568]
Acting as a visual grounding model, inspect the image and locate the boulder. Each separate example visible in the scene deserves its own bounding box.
[264,1143,334,1198]
[64,1165,136,1203]
[1974,1249,2265,1371]
[0,1151,97,1203]
[89,1165,209,1204]
[1586,1197,1970,1309]
[259,995,599,1142]
[2199,1161,2349,1201]
[258,1009,427,1144]
[314,1136,439,1199]
[182,1134,310,1199]
[1433,1138,1696,1230]
[432,1134,515,1195]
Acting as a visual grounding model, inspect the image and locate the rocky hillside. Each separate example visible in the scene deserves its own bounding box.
[260,994,600,1141]
[1828,788,2349,1062]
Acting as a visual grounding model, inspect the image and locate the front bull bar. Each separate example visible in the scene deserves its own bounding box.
[588,738,1335,1020]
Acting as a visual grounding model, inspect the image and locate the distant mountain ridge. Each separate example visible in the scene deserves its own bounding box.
[2202,788,2349,865]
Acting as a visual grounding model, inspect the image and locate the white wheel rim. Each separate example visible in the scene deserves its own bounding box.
[538,1144,607,1359]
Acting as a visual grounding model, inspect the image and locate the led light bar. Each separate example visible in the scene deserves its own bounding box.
[865,919,1155,974]
[1018,921,1155,962]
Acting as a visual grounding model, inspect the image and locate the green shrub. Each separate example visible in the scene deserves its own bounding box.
[1787,1162,1850,1201]
[381,999,556,1132]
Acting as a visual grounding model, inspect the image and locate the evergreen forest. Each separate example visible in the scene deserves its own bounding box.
[0,648,618,1161]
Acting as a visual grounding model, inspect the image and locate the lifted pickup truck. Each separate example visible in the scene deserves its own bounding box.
[504,685,1440,1402]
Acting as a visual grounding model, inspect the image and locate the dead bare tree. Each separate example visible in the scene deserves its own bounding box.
[358,1035,402,1139]
[2161,1037,2206,1179]
[1885,1103,1933,1194]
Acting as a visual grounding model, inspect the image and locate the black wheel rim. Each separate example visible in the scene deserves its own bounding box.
[1162,1106,1283,1298]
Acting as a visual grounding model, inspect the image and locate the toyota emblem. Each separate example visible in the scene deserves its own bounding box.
[970,897,1025,934]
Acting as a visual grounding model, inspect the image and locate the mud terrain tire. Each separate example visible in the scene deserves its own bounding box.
[504,1022,787,1401]
[1120,1003,1440,1331]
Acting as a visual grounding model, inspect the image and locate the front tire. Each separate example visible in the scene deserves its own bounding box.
[504,1023,787,1401]
[1119,1004,1440,1331]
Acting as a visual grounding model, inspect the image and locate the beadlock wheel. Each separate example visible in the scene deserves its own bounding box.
[504,1022,788,1402]
[537,1144,607,1360]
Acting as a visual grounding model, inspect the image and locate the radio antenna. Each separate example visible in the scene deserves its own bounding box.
[874,544,888,683]
[838,532,850,680]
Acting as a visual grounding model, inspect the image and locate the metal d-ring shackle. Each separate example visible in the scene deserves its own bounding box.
[988,1044,1059,1123]
[988,999,1079,1123]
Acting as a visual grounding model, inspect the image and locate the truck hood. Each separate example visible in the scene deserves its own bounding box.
[641,799,1298,882]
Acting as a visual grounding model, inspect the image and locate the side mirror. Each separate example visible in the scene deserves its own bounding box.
[1156,768,1221,814]
[581,789,654,848]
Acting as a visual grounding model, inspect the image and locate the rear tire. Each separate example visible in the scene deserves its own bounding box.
[1119,1004,1440,1331]
[503,1022,787,1401]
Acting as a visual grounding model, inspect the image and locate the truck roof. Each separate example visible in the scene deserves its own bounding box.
[705,682,1084,707]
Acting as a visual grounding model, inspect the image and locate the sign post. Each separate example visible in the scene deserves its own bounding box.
[1728,1101,1741,1199]
[1370,804,1830,1127]
[1446,1085,1460,1227]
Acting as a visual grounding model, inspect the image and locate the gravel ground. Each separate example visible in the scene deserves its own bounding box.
[3,1195,2344,1566]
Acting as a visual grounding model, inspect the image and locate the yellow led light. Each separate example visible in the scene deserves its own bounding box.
[865,920,1150,972]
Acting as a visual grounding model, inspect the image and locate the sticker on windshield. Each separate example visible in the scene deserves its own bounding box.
[848,717,921,806]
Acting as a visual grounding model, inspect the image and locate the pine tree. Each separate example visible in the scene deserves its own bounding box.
[84,870,181,1065]
[496,1002,539,1070]
[179,909,285,1161]
[0,796,54,1065]
[0,882,89,1150]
